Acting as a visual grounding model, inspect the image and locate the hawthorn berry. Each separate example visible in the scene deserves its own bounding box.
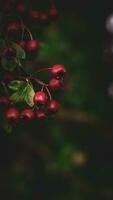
[26,40,40,53]
[49,78,63,91]
[48,7,58,19]
[18,40,26,50]
[20,109,35,120]
[36,111,46,120]
[34,91,48,105]
[51,64,66,79]
[29,10,40,21]
[5,108,19,122]
[0,96,9,106]
[3,46,16,59]
[7,23,20,33]
[17,2,27,13]
[47,100,59,114]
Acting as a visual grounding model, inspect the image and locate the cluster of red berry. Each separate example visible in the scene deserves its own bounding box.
[0,0,67,123]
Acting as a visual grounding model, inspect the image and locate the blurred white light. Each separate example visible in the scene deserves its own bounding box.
[106,14,113,33]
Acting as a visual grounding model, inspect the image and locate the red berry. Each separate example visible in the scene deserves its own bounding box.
[18,40,26,50]
[51,64,66,79]
[26,40,40,53]
[48,7,58,19]
[34,91,48,105]
[49,78,63,91]
[29,10,40,20]
[3,47,16,59]
[20,109,35,120]
[47,100,59,114]
[0,96,9,106]
[5,108,19,122]
[7,23,20,32]
[17,2,27,13]
[36,111,46,120]
[40,13,48,21]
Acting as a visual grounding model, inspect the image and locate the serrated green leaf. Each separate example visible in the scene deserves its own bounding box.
[9,80,26,91]
[24,84,35,107]
[12,42,26,59]
[1,58,17,71]
[10,82,35,107]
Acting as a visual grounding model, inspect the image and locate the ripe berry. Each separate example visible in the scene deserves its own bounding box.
[49,78,63,91]
[40,13,48,21]
[51,64,66,79]
[0,96,9,106]
[48,7,58,19]
[47,100,59,114]
[36,111,46,120]
[34,91,48,105]
[26,40,40,53]
[3,47,16,59]
[20,109,35,120]
[17,2,27,13]
[5,108,19,122]
[18,40,26,50]
[29,10,40,20]
[7,23,20,32]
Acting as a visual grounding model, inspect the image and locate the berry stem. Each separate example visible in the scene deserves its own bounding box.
[46,86,52,100]
[34,67,52,75]
[23,25,33,40]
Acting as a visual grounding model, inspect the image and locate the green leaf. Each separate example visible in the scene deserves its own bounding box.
[9,80,26,91]
[1,58,17,71]
[3,122,13,134]
[12,42,26,59]
[10,81,35,107]
[24,84,35,107]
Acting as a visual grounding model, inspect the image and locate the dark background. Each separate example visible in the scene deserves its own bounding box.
[1,0,113,199]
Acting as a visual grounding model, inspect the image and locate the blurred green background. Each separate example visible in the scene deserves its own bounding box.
[1,0,113,199]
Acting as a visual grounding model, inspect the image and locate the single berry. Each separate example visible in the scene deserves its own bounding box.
[3,46,16,59]
[18,40,26,50]
[47,100,59,114]
[17,2,27,13]
[29,10,40,20]
[0,96,9,106]
[7,23,20,33]
[51,64,66,79]
[20,109,35,120]
[49,78,63,91]
[36,111,46,120]
[26,40,40,53]
[40,13,48,21]
[48,7,58,19]
[5,108,19,122]
[34,91,48,105]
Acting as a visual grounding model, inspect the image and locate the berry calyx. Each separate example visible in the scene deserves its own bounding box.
[50,64,66,79]
[29,10,40,20]
[26,40,40,53]
[36,111,46,120]
[47,100,59,114]
[3,46,16,59]
[5,108,19,122]
[0,96,9,106]
[34,91,48,105]
[20,109,35,120]
[49,78,63,91]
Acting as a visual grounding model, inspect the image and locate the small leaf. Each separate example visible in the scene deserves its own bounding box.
[12,42,26,59]
[9,80,26,91]
[24,84,35,107]
[3,122,13,134]
[1,58,17,71]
